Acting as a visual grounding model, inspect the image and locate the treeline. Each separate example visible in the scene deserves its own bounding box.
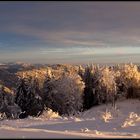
[0,63,140,119]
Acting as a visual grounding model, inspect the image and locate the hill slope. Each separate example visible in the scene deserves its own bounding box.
[0,99,139,138]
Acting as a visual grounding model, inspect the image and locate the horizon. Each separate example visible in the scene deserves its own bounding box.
[1,2,140,64]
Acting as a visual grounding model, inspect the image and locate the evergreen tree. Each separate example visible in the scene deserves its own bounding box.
[27,73,44,116]
[83,65,94,109]
[0,85,21,119]
[15,73,44,118]
[15,76,29,118]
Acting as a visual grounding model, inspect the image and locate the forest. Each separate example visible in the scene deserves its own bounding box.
[0,63,140,120]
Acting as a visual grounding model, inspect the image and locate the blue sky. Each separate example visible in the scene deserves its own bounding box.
[1,2,140,64]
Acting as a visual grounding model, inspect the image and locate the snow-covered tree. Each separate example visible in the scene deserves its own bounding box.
[15,76,29,117]
[78,65,85,79]
[43,73,85,116]
[92,65,104,105]
[0,85,5,107]
[0,85,21,119]
[26,75,44,116]
[119,63,140,98]
[98,67,117,108]
[15,74,44,118]
[89,66,117,108]
[83,64,110,109]
[83,65,95,109]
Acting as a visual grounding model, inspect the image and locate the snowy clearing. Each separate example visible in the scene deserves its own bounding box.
[0,99,140,138]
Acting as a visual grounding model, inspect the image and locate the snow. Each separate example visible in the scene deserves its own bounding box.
[0,99,140,138]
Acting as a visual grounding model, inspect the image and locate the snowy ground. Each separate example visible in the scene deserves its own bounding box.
[0,99,140,138]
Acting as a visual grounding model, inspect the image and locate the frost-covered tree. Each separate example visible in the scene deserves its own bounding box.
[15,74,44,118]
[83,65,94,109]
[92,65,104,105]
[98,67,117,108]
[15,76,29,117]
[26,75,44,116]
[114,67,126,99]
[0,85,5,107]
[43,73,85,115]
[78,65,85,79]
[119,63,140,98]
[0,85,21,119]
[83,64,110,109]
[0,85,7,116]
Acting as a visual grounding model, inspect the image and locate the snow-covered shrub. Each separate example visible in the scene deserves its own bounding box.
[0,112,7,120]
[101,111,113,123]
[3,104,21,119]
[39,108,61,120]
[43,73,85,116]
[121,112,140,128]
